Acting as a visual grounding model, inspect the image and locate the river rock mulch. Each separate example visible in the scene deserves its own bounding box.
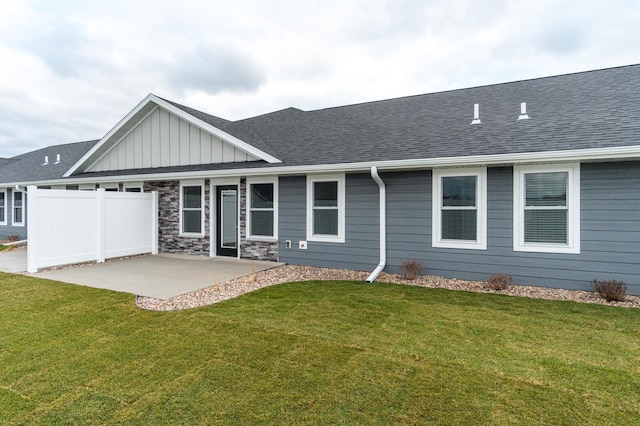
[136,264,640,311]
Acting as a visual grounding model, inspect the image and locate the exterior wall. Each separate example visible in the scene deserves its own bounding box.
[239,178,279,261]
[90,107,257,172]
[278,164,640,295]
[279,174,380,271]
[0,188,28,240]
[146,178,278,261]
[146,180,210,255]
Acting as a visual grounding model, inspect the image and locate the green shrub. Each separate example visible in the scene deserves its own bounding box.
[593,279,627,302]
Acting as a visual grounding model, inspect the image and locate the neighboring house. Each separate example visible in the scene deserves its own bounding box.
[1,64,639,294]
[0,141,98,240]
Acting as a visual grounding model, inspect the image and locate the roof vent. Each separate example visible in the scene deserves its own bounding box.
[518,102,530,120]
[470,103,481,125]
[54,154,61,164]
[42,155,49,166]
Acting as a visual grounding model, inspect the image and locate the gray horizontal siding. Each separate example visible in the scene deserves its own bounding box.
[278,163,640,295]
[278,174,380,272]
[0,188,27,240]
[383,165,640,295]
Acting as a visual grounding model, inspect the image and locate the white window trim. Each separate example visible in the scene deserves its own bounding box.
[124,181,144,192]
[246,177,278,241]
[180,179,205,237]
[12,190,25,227]
[306,174,346,243]
[0,189,6,225]
[513,163,580,254]
[78,183,96,191]
[432,167,487,250]
[99,182,120,192]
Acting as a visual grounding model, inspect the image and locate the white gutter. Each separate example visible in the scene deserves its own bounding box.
[366,166,386,283]
[5,144,640,189]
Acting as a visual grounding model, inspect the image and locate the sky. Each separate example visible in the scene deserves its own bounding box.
[0,0,638,157]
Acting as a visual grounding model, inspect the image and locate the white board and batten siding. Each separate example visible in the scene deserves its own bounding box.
[27,186,158,273]
[88,107,258,172]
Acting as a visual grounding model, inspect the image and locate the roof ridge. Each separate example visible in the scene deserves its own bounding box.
[308,63,640,114]
[155,96,231,124]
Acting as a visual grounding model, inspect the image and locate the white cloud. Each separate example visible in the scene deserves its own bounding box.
[0,0,639,157]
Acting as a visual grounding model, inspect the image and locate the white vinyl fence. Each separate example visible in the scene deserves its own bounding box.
[27,186,158,273]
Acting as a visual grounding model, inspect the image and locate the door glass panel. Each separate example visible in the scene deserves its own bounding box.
[221,190,237,248]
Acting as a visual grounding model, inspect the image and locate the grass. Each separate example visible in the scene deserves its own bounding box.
[1,273,639,425]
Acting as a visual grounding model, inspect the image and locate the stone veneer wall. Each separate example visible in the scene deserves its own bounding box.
[145,180,210,256]
[239,178,279,262]
[145,179,278,261]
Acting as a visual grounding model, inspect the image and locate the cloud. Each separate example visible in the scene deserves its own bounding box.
[22,19,91,77]
[0,0,640,158]
[165,46,266,95]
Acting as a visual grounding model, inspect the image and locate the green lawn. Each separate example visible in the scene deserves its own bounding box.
[1,273,639,425]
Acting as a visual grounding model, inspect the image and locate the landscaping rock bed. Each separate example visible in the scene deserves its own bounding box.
[136,264,640,311]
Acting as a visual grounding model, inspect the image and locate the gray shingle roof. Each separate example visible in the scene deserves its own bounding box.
[3,64,640,183]
[232,64,640,166]
[151,64,640,169]
[0,140,98,184]
[159,97,282,160]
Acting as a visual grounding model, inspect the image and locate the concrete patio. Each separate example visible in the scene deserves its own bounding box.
[0,252,282,299]
[0,249,28,273]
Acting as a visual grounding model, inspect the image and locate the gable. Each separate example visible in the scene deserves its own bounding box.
[86,106,259,173]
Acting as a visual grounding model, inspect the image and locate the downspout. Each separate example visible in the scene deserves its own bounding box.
[366,166,386,283]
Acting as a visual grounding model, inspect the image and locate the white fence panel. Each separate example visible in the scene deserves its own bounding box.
[27,187,158,273]
[104,192,156,259]
[32,190,100,268]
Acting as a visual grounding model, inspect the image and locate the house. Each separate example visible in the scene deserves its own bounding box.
[0,141,98,240]
[1,64,639,294]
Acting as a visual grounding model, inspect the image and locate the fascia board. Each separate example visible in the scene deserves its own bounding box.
[63,94,159,177]
[63,94,282,178]
[11,144,640,188]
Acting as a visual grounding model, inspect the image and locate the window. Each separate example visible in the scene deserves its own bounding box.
[79,183,96,191]
[180,180,204,236]
[124,182,143,192]
[246,178,278,239]
[0,189,6,225]
[513,164,580,253]
[306,174,345,243]
[432,168,487,249]
[13,191,24,226]
[99,183,119,192]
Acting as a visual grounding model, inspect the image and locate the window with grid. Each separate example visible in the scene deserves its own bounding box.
[181,182,204,235]
[0,190,6,225]
[514,164,580,254]
[432,168,486,249]
[248,182,275,238]
[524,172,568,244]
[306,174,345,243]
[13,191,24,225]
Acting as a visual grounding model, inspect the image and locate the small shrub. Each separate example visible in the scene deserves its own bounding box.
[593,279,627,302]
[7,235,19,242]
[486,273,513,291]
[400,260,424,280]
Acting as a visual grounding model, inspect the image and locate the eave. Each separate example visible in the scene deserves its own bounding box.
[6,144,640,188]
[63,94,281,178]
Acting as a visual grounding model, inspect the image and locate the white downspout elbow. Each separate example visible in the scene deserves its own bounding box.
[366,166,386,283]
